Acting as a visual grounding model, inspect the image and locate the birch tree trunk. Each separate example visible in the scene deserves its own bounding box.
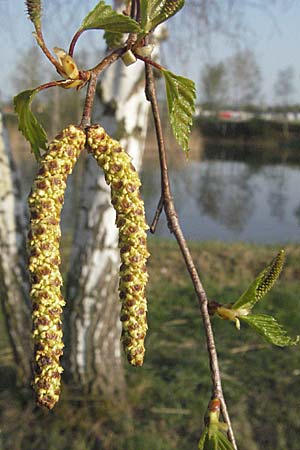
[65,59,150,395]
[0,114,31,381]
[1,1,156,396]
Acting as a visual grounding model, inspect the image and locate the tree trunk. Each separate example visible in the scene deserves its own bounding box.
[65,59,150,396]
[0,4,154,397]
[0,114,31,381]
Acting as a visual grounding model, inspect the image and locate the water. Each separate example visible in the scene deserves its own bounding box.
[142,157,300,244]
[19,134,300,244]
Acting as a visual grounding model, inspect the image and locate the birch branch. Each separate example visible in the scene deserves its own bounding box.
[144,63,238,450]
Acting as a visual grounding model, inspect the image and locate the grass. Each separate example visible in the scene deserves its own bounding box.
[0,240,300,450]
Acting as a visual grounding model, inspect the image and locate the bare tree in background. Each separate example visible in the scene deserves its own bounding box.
[273,66,295,137]
[227,49,262,107]
[201,62,228,109]
[274,66,295,106]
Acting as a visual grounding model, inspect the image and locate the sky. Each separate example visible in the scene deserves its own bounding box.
[1,0,300,105]
[169,0,300,105]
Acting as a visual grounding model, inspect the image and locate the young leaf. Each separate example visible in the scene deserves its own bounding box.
[162,69,196,153]
[141,0,185,32]
[25,0,42,27]
[198,426,209,450]
[240,314,299,347]
[103,30,125,49]
[80,1,142,33]
[208,433,218,450]
[214,430,235,450]
[232,250,285,311]
[199,428,234,450]
[13,89,47,160]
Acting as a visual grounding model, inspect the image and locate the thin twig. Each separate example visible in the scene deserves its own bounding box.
[150,196,164,233]
[69,30,84,57]
[125,0,138,50]
[130,0,136,18]
[136,0,141,22]
[35,79,90,92]
[91,48,125,76]
[144,63,238,450]
[35,81,64,92]
[80,73,97,128]
[80,49,125,127]
[35,29,62,73]
[136,54,164,71]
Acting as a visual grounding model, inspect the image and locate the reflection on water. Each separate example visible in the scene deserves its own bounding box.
[141,159,300,243]
[197,162,255,232]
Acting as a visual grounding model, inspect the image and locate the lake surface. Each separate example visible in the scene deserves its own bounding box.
[20,133,300,244]
[141,157,300,244]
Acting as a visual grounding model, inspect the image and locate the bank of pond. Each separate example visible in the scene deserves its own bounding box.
[0,241,299,450]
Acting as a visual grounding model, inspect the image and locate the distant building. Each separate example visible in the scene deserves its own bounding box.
[195,107,300,123]
[217,110,254,121]
[218,111,238,120]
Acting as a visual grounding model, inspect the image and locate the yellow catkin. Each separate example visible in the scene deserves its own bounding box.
[86,125,149,366]
[28,125,86,409]
[255,249,285,301]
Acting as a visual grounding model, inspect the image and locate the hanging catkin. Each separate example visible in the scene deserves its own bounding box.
[86,124,149,366]
[28,125,86,409]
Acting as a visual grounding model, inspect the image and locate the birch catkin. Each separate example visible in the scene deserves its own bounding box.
[28,125,86,409]
[255,250,285,301]
[86,125,149,366]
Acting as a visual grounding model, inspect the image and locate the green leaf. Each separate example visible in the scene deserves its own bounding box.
[80,1,142,33]
[141,0,185,32]
[208,433,218,450]
[103,30,125,49]
[198,427,208,450]
[240,314,299,347]
[199,429,234,450]
[232,250,285,311]
[13,89,47,160]
[25,0,42,27]
[215,431,235,450]
[162,69,196,153]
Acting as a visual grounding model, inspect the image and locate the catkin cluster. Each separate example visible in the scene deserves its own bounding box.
[28,122,149,408]
[86,125,149,366]
[28,125,86,409]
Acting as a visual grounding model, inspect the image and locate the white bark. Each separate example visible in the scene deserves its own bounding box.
[0,113,31,379]
[66,58,150,393]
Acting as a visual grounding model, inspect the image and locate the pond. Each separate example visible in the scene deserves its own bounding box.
[141,145,300,244]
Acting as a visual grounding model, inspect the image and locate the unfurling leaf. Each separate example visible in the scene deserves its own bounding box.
[213,430,235,450]
[104,30,125,49]
[232,250,285,311]
[211,250,298,347]
[13,89,47,161]
[25,0,42,27]
[198,427,234,450]
[198,398,234,450]
[80,1,142,33]
[241,314,299,347]
[198,427,209,449]
[162,70,196,153]
[141,0,185,32]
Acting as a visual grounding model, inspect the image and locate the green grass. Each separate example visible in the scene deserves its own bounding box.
[1,240,300,449]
